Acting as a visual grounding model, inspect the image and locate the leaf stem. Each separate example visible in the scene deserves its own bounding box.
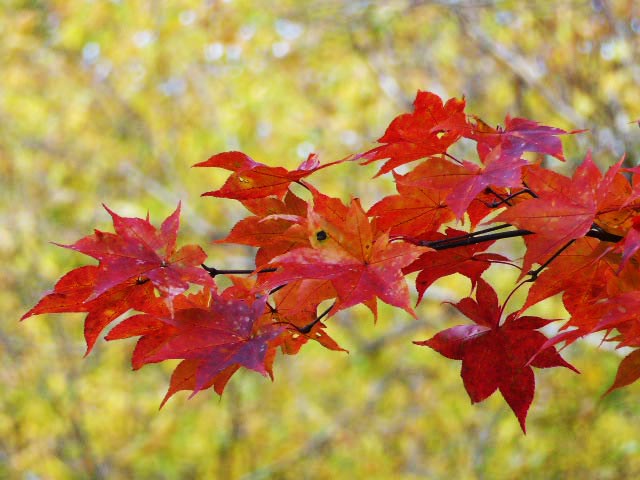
[294,179,313,192]
[268,284,287,295]
[525,240,575,282]
[297,302,336,334]
[488,188,535,207]
[499,280,530,319]
[444,152,463,165]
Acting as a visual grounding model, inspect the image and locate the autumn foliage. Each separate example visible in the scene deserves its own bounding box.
[24,90,640,433]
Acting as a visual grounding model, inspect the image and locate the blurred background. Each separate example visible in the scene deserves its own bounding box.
[3,0,640,478]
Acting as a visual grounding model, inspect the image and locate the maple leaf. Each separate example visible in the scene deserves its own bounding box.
[217,191,310,267]
[522,237,616,313]
[61,204,211,300]
[593,158,637,235]
[495,155,622,275]
[591,292,640,350]
[130,294,285,397]
[367,175,455,238]
[358,91,467,176]
[22,266,98,319]
[617,216,640,270]
[467,115,569,162]
[240,188,309,216]
[81,279,161,355]
[398,157,469,193]
[396,154,525,220]
[604,349,640,395]
[22,265,163,354]
[195,151,342,200]
[257,197,426,316]
[444,150,527,219]
[532,247,640,350]
[105,311,178,369]
[222,272,344,354]
[267,279,345,354]
[466,187,511,227]
[403,228,510,302]
[608,318,640,349]
[102,288,216,368]
[102,290,237,404]
[415,279,577,432]
[620,165,640,209]
[161,360,240,407]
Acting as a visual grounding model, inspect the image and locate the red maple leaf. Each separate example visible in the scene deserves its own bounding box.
[358,91,467,176]
[239,188,308,216]
[80,279,161,354]
[268,279,345,354]
[617,216,640,270]
[22,266,98,319]
[217,190,310,267]
[495,154,623,275]
[194,151,342,200]
[160,360,240,407]
[396,154,525,220]
[61,204,211,300]
[467,115,569,162]
[444,148,528,219]
[150,295,284,391]
[414,279,577,432]
[257,196,426,316]
[604,349,640,396]
[367,174,455,238]
[22,265,164,354]
[521,237,617,313]
[108,321,238,405]
[593,292,640,350]
[218,275,344,354]
[108,292,285,402]
[403,228,510,302]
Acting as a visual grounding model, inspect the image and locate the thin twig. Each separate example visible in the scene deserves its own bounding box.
[201,264,276,278]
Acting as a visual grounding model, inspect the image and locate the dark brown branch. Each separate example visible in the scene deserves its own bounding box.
[422,224,513,249]
[201,264,276,278]
[297,303,335,334]
[421,229,533,249]
[420,225,622,251]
